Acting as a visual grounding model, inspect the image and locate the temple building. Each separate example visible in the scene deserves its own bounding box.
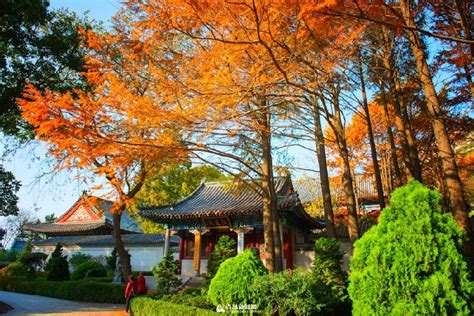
[140,178,325,276]
[26,194,178,271]
[26,194,141,237]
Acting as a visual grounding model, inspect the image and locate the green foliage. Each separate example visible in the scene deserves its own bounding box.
[136,164,228,233]
[0,165,21,216]
[208,249,267,308]
[45,243,69,281]
[69,252,93,269]
[85,268,107,279]
[71,261,106,280]
[312,237,348,306]
[251,239,350,316]
[0,276,125,304]
[44,214,57,223]
[253,268,333,315]
[152,252,181,293]
[0,261,35,279]
[106,247,117,271]
[0,249,18,263]
[349,181,474,315]
[160,292,215,310]
[205,235,236,285]
[21,252,47,271]
[0,0,94,139]
[131,297,219,316]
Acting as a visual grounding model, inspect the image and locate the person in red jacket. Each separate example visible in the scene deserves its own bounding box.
[136,272,147,295]
[124,275,135,313]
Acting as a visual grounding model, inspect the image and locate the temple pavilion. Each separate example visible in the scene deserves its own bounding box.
[140,177,325,276]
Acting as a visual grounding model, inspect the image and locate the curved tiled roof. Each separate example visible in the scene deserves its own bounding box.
[25,221,110,234]
[32,234,180,247]
[293,176,378,205]
[141,178,292,220]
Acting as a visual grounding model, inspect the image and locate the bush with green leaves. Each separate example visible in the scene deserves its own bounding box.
[208,249,267,309]
[71,261,106,280]
[206,235,236,285]
[0,249,18,264]
[349,180,473,315]
[69,252,93,270]
[253,268,331,315]
[152,252,181,293]
[131,297,219,316]
[45,243,70,281]
[312,237,349,309]
[0,276,125,304]
[0,261,35,279]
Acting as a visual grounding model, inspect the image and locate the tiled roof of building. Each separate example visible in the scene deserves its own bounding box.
[293,176,378,205]
[32,234,180,247]
[26,195,141,236]
[140,178,295,220]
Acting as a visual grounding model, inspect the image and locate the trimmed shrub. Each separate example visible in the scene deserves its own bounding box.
[69,252,93,269]
[0,276,125,304]
[208,249,266,309]
[253,268,330,315]
[45,243,69,281]
[349,181,474,315]
[205,235,236,285]
[152,252,181,293]
[71,261,106,280]
[131,297,219,316]
[160,292,214,310]
[85,268,107,279]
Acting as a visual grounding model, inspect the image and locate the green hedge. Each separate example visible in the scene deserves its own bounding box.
[0,276,125,304]
[131,297,218,316]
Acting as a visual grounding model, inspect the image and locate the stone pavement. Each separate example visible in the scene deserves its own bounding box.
[0,291,126,316]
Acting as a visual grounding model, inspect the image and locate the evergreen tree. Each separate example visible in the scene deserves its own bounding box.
[206,235,236,283]
[152,252,181,293]
[45,243,70,281]
[349,181,473,315]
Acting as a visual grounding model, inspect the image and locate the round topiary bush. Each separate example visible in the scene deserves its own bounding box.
[348,180,473,315]
[71,261,106,280]
[208,249,267,309]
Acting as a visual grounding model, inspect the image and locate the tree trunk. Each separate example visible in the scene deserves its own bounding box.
[357,50,385,209]
[381,27,423,182]
[399,0,473,259]
[393,76,423,182]
[379,83,402,187]
[312,96,336,238]
[330,94,360,243]
[113,212,132,282]
[259,99,282,272]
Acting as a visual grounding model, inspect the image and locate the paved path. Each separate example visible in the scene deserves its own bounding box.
[0,291,126,316]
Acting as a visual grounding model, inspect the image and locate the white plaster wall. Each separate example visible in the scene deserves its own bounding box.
[33,245,170,272]
[293,250,314,270]
[181,259,208,276]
